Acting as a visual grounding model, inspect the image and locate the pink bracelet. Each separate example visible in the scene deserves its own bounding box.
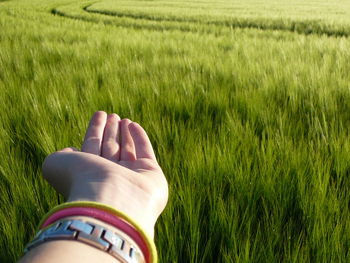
[41,207,150,262]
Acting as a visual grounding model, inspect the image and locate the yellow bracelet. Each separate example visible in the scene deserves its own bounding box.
[38,201,158,263]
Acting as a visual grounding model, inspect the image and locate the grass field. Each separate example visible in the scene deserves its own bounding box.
[0,0,350,262]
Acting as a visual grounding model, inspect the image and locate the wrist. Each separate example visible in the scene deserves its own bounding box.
[20,239,122,263]
[39,204,154,262]
[55,216,145,262]
[24,203,157,263]
[67,180,156,238]
[21,216,141,263]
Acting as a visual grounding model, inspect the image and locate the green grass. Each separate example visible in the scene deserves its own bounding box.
[0,0,350,262]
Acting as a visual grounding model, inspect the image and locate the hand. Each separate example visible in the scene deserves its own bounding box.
[42,111,169,238]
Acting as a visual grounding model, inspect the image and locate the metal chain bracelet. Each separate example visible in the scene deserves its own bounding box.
[24,218,145,263]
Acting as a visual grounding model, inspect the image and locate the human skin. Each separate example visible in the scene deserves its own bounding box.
[19,111,169,262]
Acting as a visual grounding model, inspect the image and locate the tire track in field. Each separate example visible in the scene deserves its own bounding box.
[51,2,350,38]
[51,6,199,33]
[84,5,349,38]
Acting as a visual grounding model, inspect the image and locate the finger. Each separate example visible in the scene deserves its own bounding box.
[81,111,107,155]
[129,122,157,161]
[101,113,121,161]
[120,118,136,161]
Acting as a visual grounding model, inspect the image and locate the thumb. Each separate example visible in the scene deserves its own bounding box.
[42,149,79,197]
[58,147,79,152]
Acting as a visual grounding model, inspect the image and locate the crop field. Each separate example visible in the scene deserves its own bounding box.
[0,0,350,262]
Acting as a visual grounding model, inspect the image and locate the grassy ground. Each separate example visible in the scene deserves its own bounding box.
[0,0,349,262]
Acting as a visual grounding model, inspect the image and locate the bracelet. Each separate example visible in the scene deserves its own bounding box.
[41,206,149,262]
[25,218,144,263]
[37,201,157,263]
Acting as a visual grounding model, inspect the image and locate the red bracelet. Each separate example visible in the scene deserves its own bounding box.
[41,207,150,262]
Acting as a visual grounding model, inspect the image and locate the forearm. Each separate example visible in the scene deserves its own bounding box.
[19,239,121,263]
